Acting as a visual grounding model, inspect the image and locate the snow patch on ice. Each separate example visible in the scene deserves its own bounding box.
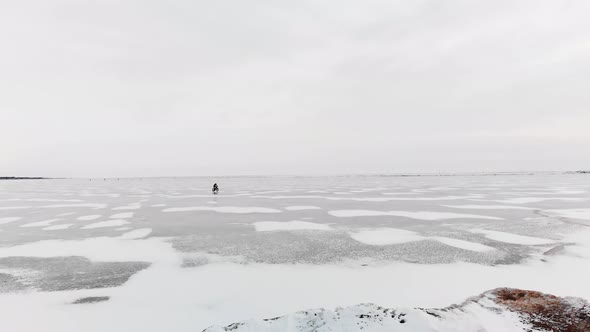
[120,228,152,239]
[20,219,61,228]
[112,204,141,210]
[443,205,534,210]
[43,224,73,230]
[471,229,556,245]
[77,215,102,221]
[81,220,129,229]
[475,197,587,204]
[0,217,22,225]
[163,206,282,214]
[329,210,502,220]
[110,212,134,219]
[285,206,322,211]
[349,228,425,245]
[253,221,332,232]
[430,237,496,252]
[545,209,590,221]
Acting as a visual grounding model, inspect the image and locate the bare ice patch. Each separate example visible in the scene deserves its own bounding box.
[110,212,134,219]
[471,229,556,245]
[77,215,102,221]
[0,217,21,225]
[163,206,282,214]
[329,210,502,220]
[349,228,424,245]
[81,220,129,229]
[285,206,322,211]
[253,221,332,232]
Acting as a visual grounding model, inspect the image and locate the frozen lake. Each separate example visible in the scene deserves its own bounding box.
[1,174,589,331]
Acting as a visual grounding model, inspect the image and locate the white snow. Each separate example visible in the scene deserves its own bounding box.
[349,228,425,245]
[545,208,590,221]
[81,219,130,229]
[0,236,176,263]
[163,206,282,214]
[329,210,502,220]
[255,195,481,202]
[110,212,134,219]
[42,203,107,209]
[430,237,496,252]
[471,229,556,245]
[112,204,141,210]
[43,224,74,230]
[0,217,22,225]
[0,206,32,210]
[476,197,587,204]
[253,221,332,232]
[442,205,534,210]
[77,215,102,221]
[204,300,529,332]
[284,206,322,211]
[20,219,61,228]
[120,228,152,239]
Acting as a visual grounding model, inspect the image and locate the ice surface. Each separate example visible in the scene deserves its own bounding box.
[0,175,589,332]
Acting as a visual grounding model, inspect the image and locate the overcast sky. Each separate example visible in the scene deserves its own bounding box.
[2,0,589,177]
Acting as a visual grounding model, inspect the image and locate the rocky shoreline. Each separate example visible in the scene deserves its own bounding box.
[203,288,589,332]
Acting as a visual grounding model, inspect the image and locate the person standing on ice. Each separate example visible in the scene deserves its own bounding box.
[212,183,219,194]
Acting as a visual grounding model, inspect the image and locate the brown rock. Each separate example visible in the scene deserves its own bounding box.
[493,288,590,332]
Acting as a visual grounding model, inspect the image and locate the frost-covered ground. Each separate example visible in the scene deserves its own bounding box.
[0,174,589,331]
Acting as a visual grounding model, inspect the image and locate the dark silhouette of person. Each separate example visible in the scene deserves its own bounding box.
[212,183,219,194]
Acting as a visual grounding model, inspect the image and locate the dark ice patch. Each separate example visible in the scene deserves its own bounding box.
[0,256,150,292]
[72,296,110,304]
[0,273,28,292]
